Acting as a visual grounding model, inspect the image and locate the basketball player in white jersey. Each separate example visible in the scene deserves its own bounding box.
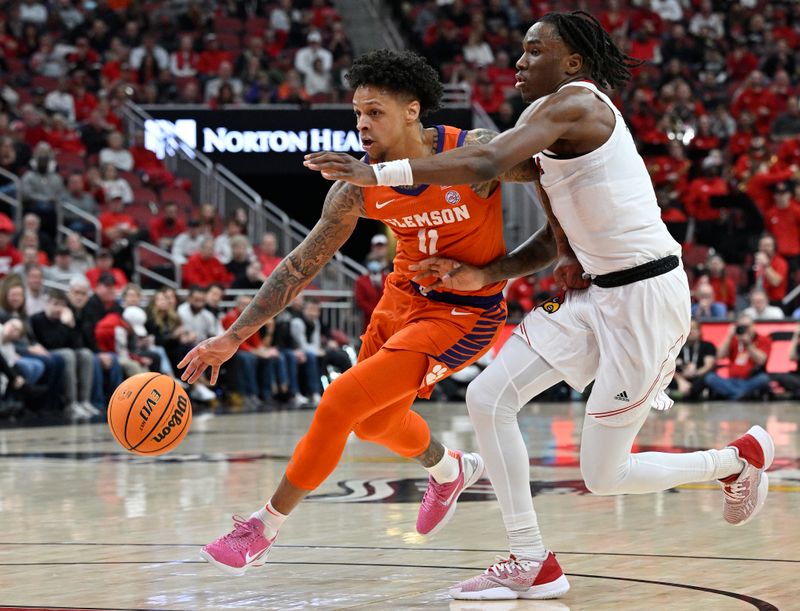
[305,11,775,601]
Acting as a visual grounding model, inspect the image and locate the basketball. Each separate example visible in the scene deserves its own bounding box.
[107,373,192,456]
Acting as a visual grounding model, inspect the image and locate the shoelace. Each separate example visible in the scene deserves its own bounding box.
[221,515,261,552]
[723,480,747,502]
[419,476,459,511]
[485,555,539,577]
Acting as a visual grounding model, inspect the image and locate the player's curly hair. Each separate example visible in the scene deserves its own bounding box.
[345,49,443,116]
[540,11,644,90]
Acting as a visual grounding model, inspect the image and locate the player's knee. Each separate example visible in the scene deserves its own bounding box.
[353,416,391,442]
[466,375,516,421]
[581,465,619,496]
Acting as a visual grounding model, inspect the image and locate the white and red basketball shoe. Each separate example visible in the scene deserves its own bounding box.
[450,552,570,600]
[416,450,484,536]
[720,425,774,526]
[200,516,275,576]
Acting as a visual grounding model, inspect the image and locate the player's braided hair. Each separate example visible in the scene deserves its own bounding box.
[345,49,443,116]
[539,11,644,90]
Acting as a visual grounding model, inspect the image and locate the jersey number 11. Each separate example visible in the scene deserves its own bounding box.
[417,229,439,255]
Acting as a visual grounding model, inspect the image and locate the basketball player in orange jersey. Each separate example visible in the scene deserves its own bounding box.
[178,49,538,576]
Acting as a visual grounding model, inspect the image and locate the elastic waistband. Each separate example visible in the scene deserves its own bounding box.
[593,255,680,288]
[409,281,505,309]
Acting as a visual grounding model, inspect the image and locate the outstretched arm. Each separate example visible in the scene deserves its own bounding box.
[304,90,585,186]
[179,181,363,383]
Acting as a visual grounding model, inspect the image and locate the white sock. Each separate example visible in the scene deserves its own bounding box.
[508,525,547,561]
[426,447,460,484]
[711,447,746,481]
[251,501,287,539]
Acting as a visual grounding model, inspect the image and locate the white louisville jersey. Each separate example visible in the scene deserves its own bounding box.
[534,80,680,276]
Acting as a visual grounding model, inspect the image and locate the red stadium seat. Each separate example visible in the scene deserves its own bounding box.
[30,75,58,91]
[127,202,156,227]
[118,170,142,189]
[131,186,158,207]
[55,151,85,175]
[725,264,745,290]
[215,32,242,51]
[159,185,193,211]
[214,16,244,34]
[682,243,710,267]
[5,57,24,75]
[244,17,269,34]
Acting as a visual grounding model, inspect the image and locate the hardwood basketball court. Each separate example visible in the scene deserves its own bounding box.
[1,400,797,610]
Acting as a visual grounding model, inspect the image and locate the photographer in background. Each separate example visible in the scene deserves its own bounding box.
[669,318,717,400]
[704,314,772,400]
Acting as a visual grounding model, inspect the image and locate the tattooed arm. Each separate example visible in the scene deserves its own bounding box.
[410,186,587,291]
[178,181,363,384]
[463,128,538,198]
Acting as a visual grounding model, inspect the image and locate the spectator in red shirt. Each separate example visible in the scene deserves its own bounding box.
[473,76,506,115]
[221,294,278,410]
[98,195,136,247]
[506,275,539,313]
[181,237,233,288]
[751,234,789,304]
[728,110,758,159]
[732,71,779,134]
[85,248,128,290]
[254,232,282,276]
[697,253,737,311]
[486,50,516,93]
[130,129,175,187]
[0,217,22,278]
[647,140,690,196]
[684,152,728,246]
[764,182,800,271]
[71,76,98,123]
[688,115,720,159]
[197,33,232,76]
[726,46,758,83]
[354,257,387,332]
[44,114,86,155]
[149,201,186,252]
[704,314,771,400]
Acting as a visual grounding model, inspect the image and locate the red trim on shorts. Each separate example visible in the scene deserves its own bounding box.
[587,335,683,419]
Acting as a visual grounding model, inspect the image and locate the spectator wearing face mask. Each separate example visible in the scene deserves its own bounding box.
[354,256,387,332]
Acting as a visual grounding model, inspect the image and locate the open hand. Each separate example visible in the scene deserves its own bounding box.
[409,257,488,292]
[178,332,241,385]
[553,255,591,290]
[303,152,377,185]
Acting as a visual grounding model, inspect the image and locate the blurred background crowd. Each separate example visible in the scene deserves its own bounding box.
[0,0,799,425]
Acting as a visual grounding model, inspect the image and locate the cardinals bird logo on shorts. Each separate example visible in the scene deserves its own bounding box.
[535,295,562,314]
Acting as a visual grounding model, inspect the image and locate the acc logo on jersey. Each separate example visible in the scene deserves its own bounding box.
[535,295,562,314]
[444,190,461,205]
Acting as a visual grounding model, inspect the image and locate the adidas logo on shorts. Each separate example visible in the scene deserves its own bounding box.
[614,391,630,402]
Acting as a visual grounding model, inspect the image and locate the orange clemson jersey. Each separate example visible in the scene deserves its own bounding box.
[362,125,507,297]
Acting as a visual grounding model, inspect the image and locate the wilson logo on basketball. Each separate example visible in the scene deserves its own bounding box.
[138,389,162,430]
[152,395,189,443]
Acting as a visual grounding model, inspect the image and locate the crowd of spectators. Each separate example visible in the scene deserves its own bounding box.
[4,0,800,420]
[0,265,356,422]
[398,0,800,319]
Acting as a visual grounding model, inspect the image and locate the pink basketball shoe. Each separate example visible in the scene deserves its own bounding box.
[720,425,775,526]
[200,516,275,576]
[450,552,570,600]
[416,450,484,536]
